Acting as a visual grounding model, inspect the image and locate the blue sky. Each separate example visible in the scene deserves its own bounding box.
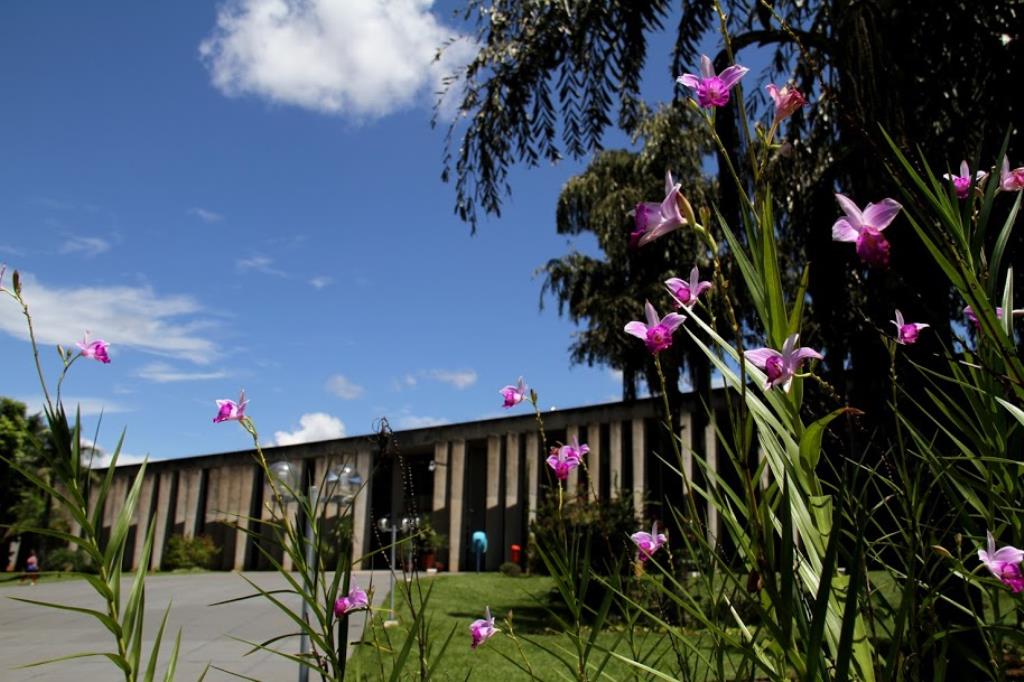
[0,1,704,465]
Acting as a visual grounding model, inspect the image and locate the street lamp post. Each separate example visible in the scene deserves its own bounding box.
[269,461,362,682]
[377,514,419,626]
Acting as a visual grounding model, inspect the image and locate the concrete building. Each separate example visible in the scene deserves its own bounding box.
[89,393,727,572]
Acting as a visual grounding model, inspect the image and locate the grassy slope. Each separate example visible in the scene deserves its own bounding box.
[345,573,729,681]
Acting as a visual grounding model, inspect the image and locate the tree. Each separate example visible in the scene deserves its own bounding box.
[439,0,1023,420]
[0,397,50,567]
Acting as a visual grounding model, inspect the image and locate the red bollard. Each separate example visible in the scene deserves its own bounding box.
[510,544,522,564]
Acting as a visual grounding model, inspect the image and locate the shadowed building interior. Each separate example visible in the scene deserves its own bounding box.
[83,393,731,572]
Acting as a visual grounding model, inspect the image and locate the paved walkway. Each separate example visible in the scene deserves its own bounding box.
[0,570,392,681]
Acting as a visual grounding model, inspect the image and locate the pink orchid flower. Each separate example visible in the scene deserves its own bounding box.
[470,606,499,649]
[978,531,1024,593]
[334,585,369,616]
[562,435,589,462]
[632,170,687,247]
[500,377,528,408]
[76,332,111,364]
[744,333,823,392]
[1000,157,1024,192]
[631,521,667,562]
[963,305,1024,330]
[943,160,988,199]
[831,193,902,268]
[765,83,806,123]
[677,55,749,109]
[624,301,686,354]
[213,390,248,423]
[546,445,581,481]
[665,266,712,309]
[891,309,929,345]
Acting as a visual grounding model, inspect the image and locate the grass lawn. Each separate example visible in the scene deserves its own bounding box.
[346,573,734,681]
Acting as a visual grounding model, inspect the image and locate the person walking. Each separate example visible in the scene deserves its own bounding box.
[22,549,39,585]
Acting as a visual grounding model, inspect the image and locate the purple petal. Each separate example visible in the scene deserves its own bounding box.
[862,198,902,231]
[832,218,859,242]
[717,64,749,90]
[644,301,659,327]
[665,277,686,291]
[693,281,712,298]
[660,312,686,332]
[624,321,648,340]
[744,348,781,370]
[959,160,970,178]
[677,74,700,89]
[766,83,781,107]
[834,193,864,226]
[699,54,714,79]
[659,187,684,223]
[789,346,823,364]
[664,169,677,196]
[992,546,1024,564]
[894,309,905,327]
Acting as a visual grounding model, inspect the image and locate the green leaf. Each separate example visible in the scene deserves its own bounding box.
[798,407,862,478]
[8,595,121,639]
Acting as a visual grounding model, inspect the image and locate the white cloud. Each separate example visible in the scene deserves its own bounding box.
[393,369,477,390]
[325,373,364,399]
[274,412,346,445]
[236,255,287,277]
[199,0,476,120]
[138,362,228,383]
[189,207,224,223]
[397,414,448,429]
[79,438,149,469]
[19,395,132,418]
[426,369,476,389]
[309,275,332,289]
[0,272,218,363]
[60,236,111,258]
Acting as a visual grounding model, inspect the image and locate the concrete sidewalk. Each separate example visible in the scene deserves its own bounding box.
[0,570,391,681]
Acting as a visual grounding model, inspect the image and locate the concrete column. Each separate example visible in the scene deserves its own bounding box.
[503,433,521,563]
[525,432,540,525]
[447,439,466,572]
[130,472,157,571]
[149,471,175,570]
[565,425,580,496]
[431,441,449,514]
[103,474,129,536]
[485,435,502,570]
[679,411,694,496]
[351,447,372,569]
[232,465,256,571]
[586,423,601,500]
[631,418,646,519]
[204,467,223,528]
[178,468,202,539]
[705,412,718,546]
[609,421,623,500]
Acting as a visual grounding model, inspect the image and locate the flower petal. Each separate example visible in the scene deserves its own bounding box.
[699,54,714,78]
[624,321,648,340]
[834,193,864,226]
[661,312,686,332]
[717,64,749,90]
[744,348,781,370]
[677,73,700,89]
[862,198,902,231]
[644,301,659,327]
[959,160,970,178]
[832,218,859,242]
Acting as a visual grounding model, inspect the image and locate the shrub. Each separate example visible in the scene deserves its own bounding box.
[163,534,218,570]
[46,547,96,573]
[527,492,636,576]
[499,561,522,577]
